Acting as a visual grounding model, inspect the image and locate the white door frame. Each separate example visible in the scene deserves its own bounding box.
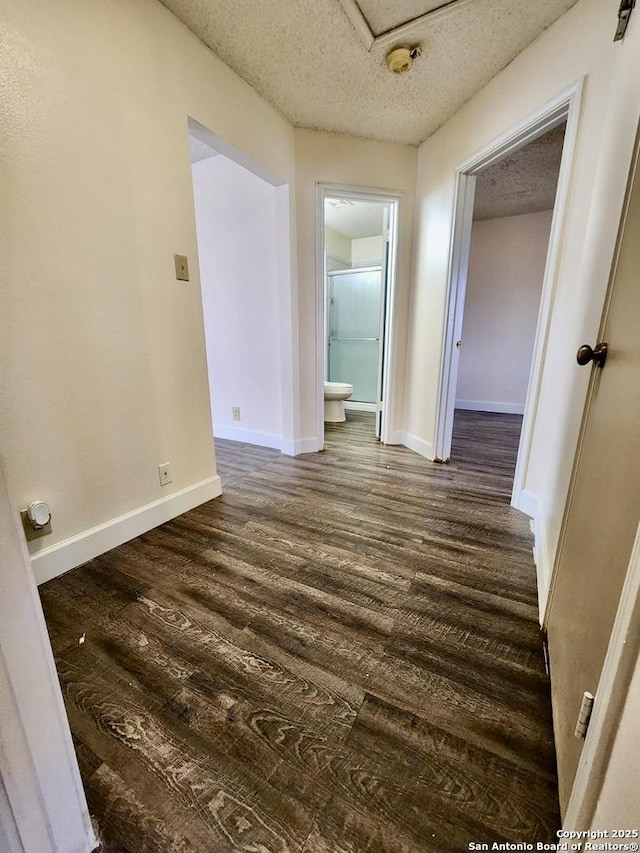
[0,459,96,852]
[433,80,584,512]
[563,522,640,828]
[316,184,401,447]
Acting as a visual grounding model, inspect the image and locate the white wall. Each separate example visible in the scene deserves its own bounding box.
[295,129,418,445]
[192,155,283,450]
[404,0,640,580]
[351,235,384,267]
[0,0,297,583]
[456,211,552,414]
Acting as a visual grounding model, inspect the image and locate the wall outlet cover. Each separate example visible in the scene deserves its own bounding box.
[232,406,241,421]
[20,509,52,541]
[158,463,172,486]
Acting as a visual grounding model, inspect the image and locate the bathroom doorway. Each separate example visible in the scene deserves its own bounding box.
[317,187,400,445]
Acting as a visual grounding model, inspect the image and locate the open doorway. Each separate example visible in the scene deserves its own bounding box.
[449,122,566,482]
[435,84,582,521]
[317,187,400,447]
[187,119,297,456]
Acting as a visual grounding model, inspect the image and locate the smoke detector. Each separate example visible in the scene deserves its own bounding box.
[386,45,422,74]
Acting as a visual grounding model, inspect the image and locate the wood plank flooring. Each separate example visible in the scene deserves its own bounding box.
[39,410,559,852]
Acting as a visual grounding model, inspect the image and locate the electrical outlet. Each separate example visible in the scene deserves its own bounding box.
[158,462,172,486]
[20,508,52,541]
[232,406,241,421]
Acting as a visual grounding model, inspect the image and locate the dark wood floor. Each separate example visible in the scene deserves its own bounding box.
[39,411,559,853]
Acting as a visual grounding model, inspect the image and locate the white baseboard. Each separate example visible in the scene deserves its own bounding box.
[30,476,222,586]
[214,424,283,450]
[400,431,435,460]
[512,487,537,519]
[455,399,525,415]
[214,425,322,457]
[533,506,552,625]
[281,437,323,456]
[385,430,403,445]
[344,401,376,412]
[512,488,551,625]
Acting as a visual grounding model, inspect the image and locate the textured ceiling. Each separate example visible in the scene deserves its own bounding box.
[159,0,579,145]
[325,199,385,238]
[474,122,566,220]
[357,0,457,36]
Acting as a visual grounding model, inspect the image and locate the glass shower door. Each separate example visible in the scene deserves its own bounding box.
[328,268,382,403]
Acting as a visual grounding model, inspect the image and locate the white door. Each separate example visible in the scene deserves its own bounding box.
[436,175,476,460]
[546,130,640,813]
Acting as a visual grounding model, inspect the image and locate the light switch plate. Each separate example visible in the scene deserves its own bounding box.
[174,254,189,281]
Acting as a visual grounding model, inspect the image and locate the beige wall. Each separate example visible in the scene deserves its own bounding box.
[325,226,352,265]
[404,0,640,573]
[456,211,552,411]
[324,231,384,269]
[0,0,296,569]
[351,235,384,267]
[295,129,418,441]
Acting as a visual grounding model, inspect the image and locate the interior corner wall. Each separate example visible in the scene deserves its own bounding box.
[351,235,384,267]
[404,0,640,582]
[294,129,418,445]
[192,155,283,449]
[455,211,553,413]
[325,226,352,265]
[0,0,296,582]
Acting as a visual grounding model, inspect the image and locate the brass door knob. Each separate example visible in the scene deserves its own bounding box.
[576,342,608,368]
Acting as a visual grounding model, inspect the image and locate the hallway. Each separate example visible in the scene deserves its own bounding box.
[39,412,559,852]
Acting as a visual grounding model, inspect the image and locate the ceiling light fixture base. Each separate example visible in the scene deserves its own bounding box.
[386,45,422,74]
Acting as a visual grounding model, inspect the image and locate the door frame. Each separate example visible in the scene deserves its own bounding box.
[433,80,584,511]
[0,458,96,852]
[316,184,401,447]
[563,522,640,828]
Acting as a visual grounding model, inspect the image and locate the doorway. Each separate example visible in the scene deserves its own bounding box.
[449,120,566,489]
[317,187,400,446]
[435,85,582,518]
[188,118,297,456]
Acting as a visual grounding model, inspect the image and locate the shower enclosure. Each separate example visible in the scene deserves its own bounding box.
[327,267,383,405]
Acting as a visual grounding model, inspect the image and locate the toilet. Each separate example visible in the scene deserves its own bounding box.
[324,381,353,422]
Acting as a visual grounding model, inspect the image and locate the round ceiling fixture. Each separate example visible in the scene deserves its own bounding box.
[386,45,422,74]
